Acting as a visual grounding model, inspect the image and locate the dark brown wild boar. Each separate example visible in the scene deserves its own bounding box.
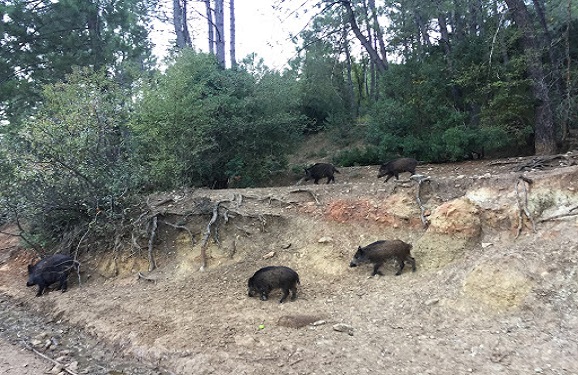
[349,240,416,276]
[304,163,340,184]
[248,266,300,303]
[377,157,417,182]
[26,254,80,297]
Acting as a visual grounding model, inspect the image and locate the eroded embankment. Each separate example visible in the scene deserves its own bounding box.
[1,165,578,374]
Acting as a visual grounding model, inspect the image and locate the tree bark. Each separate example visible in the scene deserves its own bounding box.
[504,0,556,155]
[214,0,226,67]
[340,0,388,73]
[367,0,388,70]
[205,0,214,54]
[173,0,191,49]
[229,0,236,68]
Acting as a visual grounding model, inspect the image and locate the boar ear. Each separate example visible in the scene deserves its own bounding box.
[27,264,33,273]
[357,246,363,253]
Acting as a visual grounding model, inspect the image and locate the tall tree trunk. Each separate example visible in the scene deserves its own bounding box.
[340,0,388,73]
[414,11,432,52]
[367,0,388,69]
[504,0,556,155]
[214,0,225,67]
[205,0,214,54]
[86,1,103,69]
[341,20,356,116]
[229,0,236,68]
[173,0,191,49]
[360,0,376,100]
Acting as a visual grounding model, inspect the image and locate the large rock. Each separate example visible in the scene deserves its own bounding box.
[463,257,534,311]
[427,197,481,239]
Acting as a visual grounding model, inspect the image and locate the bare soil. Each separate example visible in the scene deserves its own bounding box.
[1,155,578,375]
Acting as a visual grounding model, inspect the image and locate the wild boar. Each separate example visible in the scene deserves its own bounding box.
[304,163,340,184]
[26,254,79,297]
[377,157,418,182]
[349,240,416,276]
[248,266,300,303]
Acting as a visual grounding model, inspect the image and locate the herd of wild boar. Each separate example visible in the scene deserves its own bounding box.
[26,158,419,302]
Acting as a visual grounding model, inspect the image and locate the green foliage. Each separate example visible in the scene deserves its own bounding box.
[0,68,137,247]
[0,0,154,124]
[333,146,382,167]
[294,32,352,133]
[131,50,304,189]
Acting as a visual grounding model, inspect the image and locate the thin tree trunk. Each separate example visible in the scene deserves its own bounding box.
[367,0,388,69]
[229,0,236,68]
[173,0,191,49]
[214,0,226,67]
[504,0,556,155]
[341,19,356,116]
[414,12,432,51]
[205,0,214,54]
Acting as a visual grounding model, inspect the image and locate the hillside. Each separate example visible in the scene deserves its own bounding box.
[1,154,578,375]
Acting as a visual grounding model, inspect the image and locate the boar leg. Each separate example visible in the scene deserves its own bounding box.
[290,286,298,301]
[395,258,405,275]
[408,256,417,272]
[58,274,68,292]
[36,285,45,297]
[279,289,290,303]
[372,263,384,276]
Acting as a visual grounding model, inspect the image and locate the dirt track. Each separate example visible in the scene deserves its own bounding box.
[1,157,578,374]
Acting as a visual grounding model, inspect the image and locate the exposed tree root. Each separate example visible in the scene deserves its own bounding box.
[514,151,578,172]
[411,174,431,228]
[137,271,157,283]
[199,200,231,271]
[515,175,536,238]
[147,215,158,271]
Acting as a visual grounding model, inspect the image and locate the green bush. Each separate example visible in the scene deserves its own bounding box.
[130,50,305,189]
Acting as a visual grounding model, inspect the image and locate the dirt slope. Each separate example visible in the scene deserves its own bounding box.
[1,157,578,375]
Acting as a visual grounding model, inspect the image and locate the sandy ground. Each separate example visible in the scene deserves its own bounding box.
[1,156,578,374]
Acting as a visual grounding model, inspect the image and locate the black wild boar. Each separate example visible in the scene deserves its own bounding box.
[304,163,340,184]
[349,240,416,276]
[26,254,79,297]
[377,157,418,182]
[247,266,300,303]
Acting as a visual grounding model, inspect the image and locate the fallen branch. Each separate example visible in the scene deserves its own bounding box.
[21,340,79,375]
[289,189,321,205]
[515,175,536,238]
[537,205,578,223]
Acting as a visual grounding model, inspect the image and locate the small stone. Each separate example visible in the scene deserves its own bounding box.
[333,323,354,335]
[49,364,64,374]
[311,320,327,326]
[425,298,439,306]
[262,251,275,259]
[318,237,333,243]
[481,242,493,248]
